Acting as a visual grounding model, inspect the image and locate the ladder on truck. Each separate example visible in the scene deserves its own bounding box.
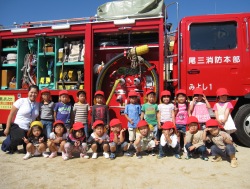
[164,2,180,92]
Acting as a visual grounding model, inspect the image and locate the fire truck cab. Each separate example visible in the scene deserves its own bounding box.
[172,13,250,146]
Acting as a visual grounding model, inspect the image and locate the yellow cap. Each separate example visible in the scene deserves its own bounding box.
[30,121,43,129]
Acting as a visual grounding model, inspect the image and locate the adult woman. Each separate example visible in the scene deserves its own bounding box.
[4,85,40,153]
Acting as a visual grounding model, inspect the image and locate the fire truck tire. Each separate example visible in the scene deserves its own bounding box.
[234,104,250,147]
[96,53,159,97]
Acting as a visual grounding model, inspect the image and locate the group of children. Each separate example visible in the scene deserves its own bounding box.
[22,87,238,168]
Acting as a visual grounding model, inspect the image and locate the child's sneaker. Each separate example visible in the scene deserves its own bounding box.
[200,156,208,161]
[211,156,222,162]
[109,152,116,160]
[103,152,109,159]
[80,153,89,159]
[157,154,164,159]
[42,152,49,158]
[136,152,142,159]
[123,152,132,157]
[174,154,181,159]
[23,152,32,160]
[49,151,57,158]
[62,156,69,161]
[92,152,98,159]
[231,158,238,168]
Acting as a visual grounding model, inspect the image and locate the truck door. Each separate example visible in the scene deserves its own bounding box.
[181,17,242,96]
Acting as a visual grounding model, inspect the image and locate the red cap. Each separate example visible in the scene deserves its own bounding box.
[41,88,50,94]
[128,91,138,97]
[137,120,148,128]
[73,122,84,130]
[109,118,122,127]
[93,120,104,128]
[161,121,175,130]
[193,88,203,95]
[146,90,155,96]
[216,88,229,96]
[206,119,219,127]
[206,119,224,129]
[176,89,186,96]
[161,90,171,98]
[95,90,104,97]
[187,116,199,125]
[59,90,69,96]
[53,120,65,127]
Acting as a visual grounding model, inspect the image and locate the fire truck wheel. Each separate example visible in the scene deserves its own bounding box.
[234,104,250,147]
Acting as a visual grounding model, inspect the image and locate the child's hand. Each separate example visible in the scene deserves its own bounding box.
[129,119,134,125]
[39,137,44,143]
[188,145,195,151]
[193,97,198,102]
[94,137,99,142]
[22,137,29,144]
[98,139,103,144]
[74,141,80,146]
[158,124,162,130]
[202,95,207,101]
[218,119,224,125]
[204,128,210,132]
[121,128,126,133]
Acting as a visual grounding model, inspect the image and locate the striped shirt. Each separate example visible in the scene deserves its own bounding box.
[73,102,90,123]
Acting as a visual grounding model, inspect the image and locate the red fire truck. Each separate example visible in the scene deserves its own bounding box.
[0,2,249,146]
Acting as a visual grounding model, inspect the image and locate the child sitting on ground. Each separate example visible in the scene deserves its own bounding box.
[158,121,181,159]
[47,120,68,159]
[203,119,238,168]
[109,118,131,160]
[184,116,208,161]
[63,122,89,160]
[22,121,47,160]
[134,120,156,159]
[88,120,110,159]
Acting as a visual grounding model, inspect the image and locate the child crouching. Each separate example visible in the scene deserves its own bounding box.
[158,121,181,159]
[88,120,110,159]
[109,118,131,160]
[134,120,156,159]
[185,116,208,161]
[47,120,68,158]
[22,121,47,160]
[63,122,89,160]
[203,119,238,168]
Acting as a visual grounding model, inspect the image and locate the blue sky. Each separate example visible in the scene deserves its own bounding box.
[0,0,249,28]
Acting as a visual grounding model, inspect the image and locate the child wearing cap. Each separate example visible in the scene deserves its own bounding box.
[203,119,238,168]
[141,90,159,141]
[39,88,55,138]
[213,88,237,134]
[109,118,130,160]
[63,122,89,160]
[124,91,141,149]
[54,90,73,131]
[134,120,156,159]
[174,89,188,144]
[158,90,175,141]
[184,116,208,161]
[73,90,90,138]
[91,90,109,130]
[158,121,181,159]
[87,120,110,159]
[47,120,68,159]
[22,121,47,160]
[188,88,211,130]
